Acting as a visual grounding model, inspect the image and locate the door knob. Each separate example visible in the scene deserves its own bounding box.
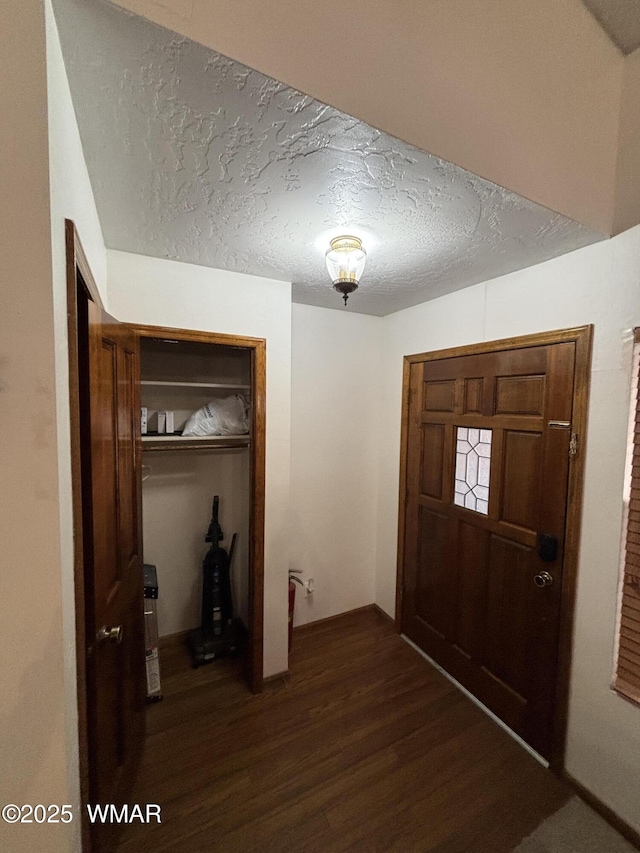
[97,625,123,644]
[534,572,553,588]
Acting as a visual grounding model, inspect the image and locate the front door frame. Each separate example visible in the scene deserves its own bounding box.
[395,325,593,771]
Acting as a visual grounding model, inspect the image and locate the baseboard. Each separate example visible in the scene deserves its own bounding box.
[263,669,290,686]
[562,770,640,850]
[373,603,395,625]
[159,629,191,649]
[293,604,376,633]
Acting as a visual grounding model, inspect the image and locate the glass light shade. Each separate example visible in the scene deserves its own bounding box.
[325,236,367,286]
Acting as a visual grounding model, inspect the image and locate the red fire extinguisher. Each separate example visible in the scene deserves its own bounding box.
[288,570,303,652]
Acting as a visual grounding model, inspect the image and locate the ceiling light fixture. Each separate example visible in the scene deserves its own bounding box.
[325,235,367,306]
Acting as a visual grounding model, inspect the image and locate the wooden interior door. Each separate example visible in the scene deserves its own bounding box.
[83,300,145,849]
[401,339,580,758]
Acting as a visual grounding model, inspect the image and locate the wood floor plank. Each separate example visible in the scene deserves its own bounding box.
[116,607,572,853]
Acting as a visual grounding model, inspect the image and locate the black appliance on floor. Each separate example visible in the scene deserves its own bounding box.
[188,495,246,667]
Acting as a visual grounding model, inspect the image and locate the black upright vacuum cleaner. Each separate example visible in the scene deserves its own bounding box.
[188,495,247,667]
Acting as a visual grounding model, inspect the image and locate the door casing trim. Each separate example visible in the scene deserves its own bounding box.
[394,325,593,771]
[66,219,104,853]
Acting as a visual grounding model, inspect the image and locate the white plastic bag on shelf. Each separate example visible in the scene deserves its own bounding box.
[182,395,249,437]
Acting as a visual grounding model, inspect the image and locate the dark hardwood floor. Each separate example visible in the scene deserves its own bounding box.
[116,607,570,853]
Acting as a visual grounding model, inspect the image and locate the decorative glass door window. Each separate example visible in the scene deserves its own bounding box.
[454,427,492,515]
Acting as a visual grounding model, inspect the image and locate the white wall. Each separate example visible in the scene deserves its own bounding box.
[0,0,100,848]
[142,451,250,637]
[48,0,107,303]
[46,5,108,847]
[376,227,640,833]
[107,250,292,677]
[290,304,381,626]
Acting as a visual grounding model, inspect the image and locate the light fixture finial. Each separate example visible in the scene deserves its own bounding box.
[325,235,367,306]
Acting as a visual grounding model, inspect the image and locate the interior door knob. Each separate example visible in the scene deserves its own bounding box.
[534,572,553,588]
[97,625,123,644]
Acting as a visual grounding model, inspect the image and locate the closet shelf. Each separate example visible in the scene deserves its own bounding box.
[141,380,250,391]
[141,434,250,452]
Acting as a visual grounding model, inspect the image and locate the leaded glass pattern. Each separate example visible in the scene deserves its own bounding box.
[454,427,492,515]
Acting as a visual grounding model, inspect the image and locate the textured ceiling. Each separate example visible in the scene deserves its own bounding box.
[53,0,603,316]
[582,0,640,54]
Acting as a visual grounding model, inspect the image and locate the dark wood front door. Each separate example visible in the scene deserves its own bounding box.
[84,300,145,849]
[401,333,589,758]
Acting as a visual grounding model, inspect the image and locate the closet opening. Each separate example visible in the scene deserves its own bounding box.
[132,325,266,697]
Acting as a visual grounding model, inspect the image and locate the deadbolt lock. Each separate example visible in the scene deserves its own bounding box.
[97,625,123,644]
[534,571,553,588]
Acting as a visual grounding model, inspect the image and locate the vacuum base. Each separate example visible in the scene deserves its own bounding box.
[188,619,247,668]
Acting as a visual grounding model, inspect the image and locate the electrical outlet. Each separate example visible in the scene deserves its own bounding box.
[304,578,315,597]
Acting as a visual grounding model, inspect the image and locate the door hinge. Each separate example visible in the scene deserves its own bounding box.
[569,433,579,460]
